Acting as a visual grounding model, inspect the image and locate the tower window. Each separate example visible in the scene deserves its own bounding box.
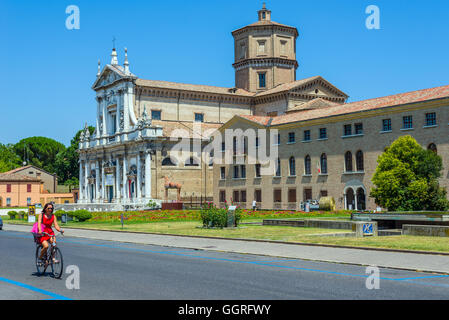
[258,73,266,88]
[280,40,287,56]
[257,41,266,55]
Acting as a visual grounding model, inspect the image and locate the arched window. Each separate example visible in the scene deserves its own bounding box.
[162,157,177,166]
[345,151,353,172]
[289,157,296,176]
[356,150,364,171]
[428,143,437,153]
[320,154,327,174]
[185,157,199,167]
[304,155,311,175]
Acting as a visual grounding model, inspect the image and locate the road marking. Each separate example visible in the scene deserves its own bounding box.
[395,275,449,281]
[0,277,72,300]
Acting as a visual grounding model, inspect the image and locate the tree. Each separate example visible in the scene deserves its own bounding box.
[0,143,22,172]
[13,137,66,175]
[55,126,95,183]
[370,135,449,211]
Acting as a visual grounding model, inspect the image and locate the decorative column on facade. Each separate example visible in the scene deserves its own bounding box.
[96,96,101,146]
[123,85,130,140]
[115,157,121,200]
[144,151,152,199]
[123,156,128,201]
[102,93,107,143]
[79,160,84,202]
[101,160,105,202]
[84,161,89,201]
[95,160,100,201]
[136,154,142,200]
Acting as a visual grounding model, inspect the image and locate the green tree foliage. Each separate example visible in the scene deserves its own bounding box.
[55,126,95,183]
[0,143,22,172]
[14,137,65,175]
[370,136,449,211]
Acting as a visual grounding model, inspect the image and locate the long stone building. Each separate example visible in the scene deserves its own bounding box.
[214,86,449,211]
[77,4,448,211]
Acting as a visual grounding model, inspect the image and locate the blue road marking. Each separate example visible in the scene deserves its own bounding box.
[0,277,72,300]
[3,230,449,289]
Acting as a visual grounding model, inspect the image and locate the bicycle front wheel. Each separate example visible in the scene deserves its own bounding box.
[50,247,64,279]
[35,245,46,276]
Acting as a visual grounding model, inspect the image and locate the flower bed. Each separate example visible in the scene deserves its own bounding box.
[78,208,351,224]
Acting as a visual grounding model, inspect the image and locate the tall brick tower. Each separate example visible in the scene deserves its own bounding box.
[232,4,299,93]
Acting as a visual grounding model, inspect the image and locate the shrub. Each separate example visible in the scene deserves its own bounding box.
[73,210,92,222]
[7,211,17,220]
[200,203,242,228]
[54,210,65,221]
[17,211,27,219]
[319,197,336,211]
[147,200,158,209]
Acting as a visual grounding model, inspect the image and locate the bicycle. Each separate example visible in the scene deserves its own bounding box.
[33,231,64,279]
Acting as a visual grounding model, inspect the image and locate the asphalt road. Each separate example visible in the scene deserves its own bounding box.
[1,230,449,300]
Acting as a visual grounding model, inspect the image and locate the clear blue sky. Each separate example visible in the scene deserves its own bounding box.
[1,0,448,146]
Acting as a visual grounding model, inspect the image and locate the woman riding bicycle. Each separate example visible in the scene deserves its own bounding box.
[37,203,64,262]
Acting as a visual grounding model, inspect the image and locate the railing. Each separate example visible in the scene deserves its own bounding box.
[178,196,214,209]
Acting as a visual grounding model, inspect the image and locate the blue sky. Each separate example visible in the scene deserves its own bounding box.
[1,0,448,146]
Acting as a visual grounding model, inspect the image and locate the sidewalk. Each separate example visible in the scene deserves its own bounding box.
[4,223,449,274]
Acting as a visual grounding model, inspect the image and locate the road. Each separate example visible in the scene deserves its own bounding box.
[1,230,449,300]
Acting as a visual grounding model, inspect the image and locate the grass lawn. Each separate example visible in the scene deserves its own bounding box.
[297,235,449,253]
[61,221,351,241]
[4,212,449,253]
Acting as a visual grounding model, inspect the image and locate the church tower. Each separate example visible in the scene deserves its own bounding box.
[232,4,299,93]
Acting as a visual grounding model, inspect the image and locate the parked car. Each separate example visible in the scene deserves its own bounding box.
[0,216,3,230]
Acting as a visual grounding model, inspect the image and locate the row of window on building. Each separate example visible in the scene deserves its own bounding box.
[272,112,439,144]
[4,184,33,193]
[3,197,33,206]
[219,113,438,155]
[219,188,327,204]
[222,150,365,179]
[150,110,204,122]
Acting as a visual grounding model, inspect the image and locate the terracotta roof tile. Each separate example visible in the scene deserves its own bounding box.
[136,79,254,97]
[271,84,449,126]
[286,98,340,113]
[239,84,449,127]
[0,173,41,182]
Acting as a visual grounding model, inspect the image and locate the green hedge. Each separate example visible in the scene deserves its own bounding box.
[66,210,92,222]
[7,211,17,219]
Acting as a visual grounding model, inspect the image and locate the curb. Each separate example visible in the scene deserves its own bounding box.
[42,224,449,257]
[4,222,449,257]
[4,223,449,275]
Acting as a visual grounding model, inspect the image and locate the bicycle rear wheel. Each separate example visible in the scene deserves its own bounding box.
[50,247,64,279]
[35,245,46,275]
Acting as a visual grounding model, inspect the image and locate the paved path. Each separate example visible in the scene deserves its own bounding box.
[5,223,449,274]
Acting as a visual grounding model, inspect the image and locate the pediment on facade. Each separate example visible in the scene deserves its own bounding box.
[92,65,135,90]
[288,76,349,102]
